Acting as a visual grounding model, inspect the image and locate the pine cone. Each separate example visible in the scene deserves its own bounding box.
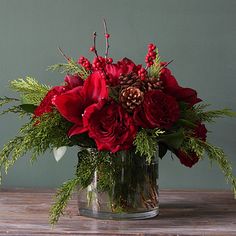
[119,87,144,112]
[119,73,143,89]
[145,77,164,91]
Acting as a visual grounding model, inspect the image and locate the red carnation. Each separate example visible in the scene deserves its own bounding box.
[83,101,137,153]
[134,90,180,129]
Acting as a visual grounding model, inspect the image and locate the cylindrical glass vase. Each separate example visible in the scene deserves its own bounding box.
[77,149,159,220]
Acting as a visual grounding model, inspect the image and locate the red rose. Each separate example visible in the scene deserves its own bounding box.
[105,58,141,86]
[134,90,180,129]
[53,71,108,136]
[176,149,199,168]
[83,101,137,153]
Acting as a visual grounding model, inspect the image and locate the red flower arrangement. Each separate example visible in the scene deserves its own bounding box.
[0,20,235,224]
[33,29,204,167]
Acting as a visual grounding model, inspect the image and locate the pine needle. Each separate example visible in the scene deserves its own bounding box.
[47,58,89,79]
[148,48,162,78]
[49,177,80,225]
[10,77,50,105]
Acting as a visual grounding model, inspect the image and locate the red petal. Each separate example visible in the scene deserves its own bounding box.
[83,71,108,102]
[68,124,88,137]
[53,87,84,124]
[64,74,84,89]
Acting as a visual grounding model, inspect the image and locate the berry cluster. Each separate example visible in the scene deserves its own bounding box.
[138,67,147,81]
[78,56,92,70]
[145,43,157,67]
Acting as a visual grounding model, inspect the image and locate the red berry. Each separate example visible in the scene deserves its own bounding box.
[107,58,113,64]
[105,33,110,38]
[90,46,95,52]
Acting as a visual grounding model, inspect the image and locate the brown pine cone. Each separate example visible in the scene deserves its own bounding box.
[119,73,143,89]
[145,77,164,91]
[119,87,144,112]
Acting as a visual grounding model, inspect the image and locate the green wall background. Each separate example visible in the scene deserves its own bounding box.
[0,0,235,190]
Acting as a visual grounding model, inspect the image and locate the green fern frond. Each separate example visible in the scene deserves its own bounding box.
[10,77,50,105]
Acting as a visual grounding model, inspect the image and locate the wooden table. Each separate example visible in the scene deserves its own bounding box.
[0,189,235,236]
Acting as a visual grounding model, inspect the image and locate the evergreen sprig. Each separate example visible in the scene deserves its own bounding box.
[0,110,73,181]
[181,136,236,197]
[50,149,111,225]
[0,105,28,117]
[202,141,236,198]
[49,177,80,225]
[10,77,50,105]
[134,129,164,163]
[148,48,162,78]
[47,58,89,79]
[189,104,236,123]
[0,96,19,107]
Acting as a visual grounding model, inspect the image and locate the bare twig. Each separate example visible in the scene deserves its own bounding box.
[57,47,70,61]
[103,19,110,58]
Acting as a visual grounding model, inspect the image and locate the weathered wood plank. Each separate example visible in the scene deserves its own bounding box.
[0,189,235,235]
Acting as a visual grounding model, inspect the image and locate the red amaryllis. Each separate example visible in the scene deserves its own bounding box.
[172,87,202,107]
[53,71,108,136]
[83,101,137,153]
[64,74,84,89]
[34,74,84,117]
[160,66,179,94]
[134,90,180,129]
[34,86,66,117]
[105,58,141,86]
[160,65,201,106]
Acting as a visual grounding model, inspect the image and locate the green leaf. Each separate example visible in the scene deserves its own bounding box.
[176,119,196,128]
[158,129,185,149]
[19,104,37,113]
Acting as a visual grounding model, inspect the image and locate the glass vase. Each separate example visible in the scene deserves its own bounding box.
[77,149,159,220]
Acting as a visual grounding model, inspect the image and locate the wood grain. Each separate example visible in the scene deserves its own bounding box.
[0,189,235,235]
